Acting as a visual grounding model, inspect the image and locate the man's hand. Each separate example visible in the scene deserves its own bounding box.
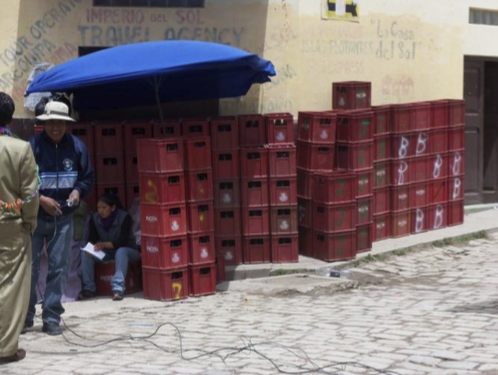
[40,196,62,217]
[68,189,80,207]
[94,242,106,252]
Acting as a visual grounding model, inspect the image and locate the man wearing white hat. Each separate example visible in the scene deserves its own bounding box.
[25,100,94,336]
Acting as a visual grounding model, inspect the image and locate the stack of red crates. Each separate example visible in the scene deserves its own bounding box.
[137,138,190,301]
[211,117,243,266]
[296,111,337,257]
[266,114,298,263]
[183,119,217,297]
[239,114,271,263]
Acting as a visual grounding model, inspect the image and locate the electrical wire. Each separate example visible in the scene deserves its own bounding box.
[47,319,402,375]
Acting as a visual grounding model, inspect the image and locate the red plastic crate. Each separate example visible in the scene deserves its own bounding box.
[123,121,153,154]
[430,100,449,128]
[141,235,188,269]
[94,154,125,184]
[189,263,216,296]
[297,141,335,171]
[374,187,390,215]
[265,112,294,144]
[356,223,373,253]
[242,207,270,236]
[391,133,414,159]
[216,236,243,265]
[187,201,215,234]
[374,161,390,188]
[332,81,371,110]
[214,208,242,237]
[243,235,271,263]
[271,234,299,263]
[137,139,183,173]
[94,122,124,154]
[429,153,449,180]
[411,207,429,234]
[429,128,448,154]
[314,229,357,261]
[140,203,187,237]
[212,150,240,179]
[335,142,373,171]
[270,206,298,234]
[210,116,239,150]
[240,147,269,178]
[372,105,391,135]
[297,168,314,199]
[313,202,356,233]
[241,178,269,207]
[427,203,448,230]
[184,137,212,171]
[374,134,390,162]
[448,175,464,201]
[188,232,216,265]
[410,156,430,183]
[69,123,95,155]
[391,159,410,186]
[183,117,210,138]
[125,183,139,210]
[448,150,465,177]
[214,179,241,208]
[373,213,390,241]
[429,179,449,204]
[411,102,431,131]
[357,196,373,226]
[185,170,214,202]
[216,255,226,283]
[84,187,97,212]
[125,153,138,182]
[239,115,266,146]
[410,182,429,208]
[391,104,413,133]
[356,169,374,198]
[336,110,374,143]
[139,172,185,204]
[297,111,337,143]
[448,199,464,226]
[297,197,313,228]
[269,177,297,206]
[142,266,189,301]
[391,210,411,238]
[298,226,314,257]
[95,260,141,296]
[153,118,181,139]
[448,126,464,151]
[314,171,357,204]
[95,183,126,209]
[391,185,410,212]
[268,144,297,177]
[448,99,465,126]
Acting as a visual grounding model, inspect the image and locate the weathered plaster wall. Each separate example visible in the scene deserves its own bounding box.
[0,0,468,119]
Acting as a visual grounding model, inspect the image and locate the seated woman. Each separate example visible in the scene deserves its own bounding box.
[78,194,140,301]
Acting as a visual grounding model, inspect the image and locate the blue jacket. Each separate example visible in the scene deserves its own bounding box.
[29,131,95,219]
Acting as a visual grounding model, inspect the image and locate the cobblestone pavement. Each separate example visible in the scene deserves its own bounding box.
[4,234,498,375]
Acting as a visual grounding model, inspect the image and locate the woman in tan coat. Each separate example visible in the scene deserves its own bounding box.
[0,93,39,363]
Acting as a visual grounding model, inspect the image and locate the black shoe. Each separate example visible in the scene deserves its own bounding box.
[112,291,124,301]
[78,290,96,300]
[21,320,33,335]
[42,322,62,336]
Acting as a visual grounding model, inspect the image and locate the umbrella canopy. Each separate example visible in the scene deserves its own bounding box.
[25,40,276,112]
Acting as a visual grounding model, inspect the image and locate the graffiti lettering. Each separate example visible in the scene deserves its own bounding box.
[164,27,244,46]
[78,25,151,46]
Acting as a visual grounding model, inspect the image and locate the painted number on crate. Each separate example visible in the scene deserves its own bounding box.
[376,167,386,185]
[145,180,158,203]
[416,133,428,155]
[396,161,408,185]
[359,120,370,139]
[378,139,386,158]
[452,152,462,176]
[358,175,370,193]
[336,180,345,197]
[359,229,367,248]
[433,155,443,179]
[398,136,409,158]
[433,205,444,229]
[415,208,425,233]
[452,178,462,200]
[335,236,344,256]
[358,203,369,219]
[356,89,367,104]
[335,210,345,228]
[376,219,385,237]
[172,282,182,300]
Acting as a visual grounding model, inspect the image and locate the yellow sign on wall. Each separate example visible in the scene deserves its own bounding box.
[323,0,360,21]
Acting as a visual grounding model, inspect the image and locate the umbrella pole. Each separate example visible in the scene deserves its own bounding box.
[154,78,165,126]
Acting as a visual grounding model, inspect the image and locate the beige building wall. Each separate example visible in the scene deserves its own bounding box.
[0,0,468,119]
[465,0,498,57]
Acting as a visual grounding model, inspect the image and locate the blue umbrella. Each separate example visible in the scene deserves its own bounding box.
[25,40,276,120]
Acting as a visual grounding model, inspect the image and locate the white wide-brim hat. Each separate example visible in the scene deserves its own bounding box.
[36,101,75,122]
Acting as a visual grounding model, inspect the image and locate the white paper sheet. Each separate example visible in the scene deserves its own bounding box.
[81,243,105,260]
